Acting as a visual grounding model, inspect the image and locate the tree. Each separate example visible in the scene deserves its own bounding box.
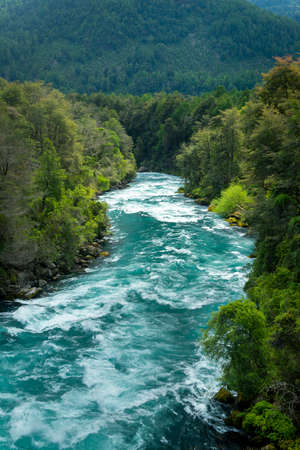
[202,299,273,400]
[35,138,66,205]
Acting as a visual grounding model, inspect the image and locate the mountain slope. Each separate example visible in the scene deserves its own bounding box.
[248,0,300,22]
[0,0,300,94]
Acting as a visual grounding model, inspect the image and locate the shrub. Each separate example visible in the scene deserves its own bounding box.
[243,401,296,444]
[213,183,253,217]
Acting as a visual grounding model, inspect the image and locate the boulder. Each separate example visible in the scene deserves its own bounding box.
[225,410,245,428]
[237,219,248,228]
[52,274,61,281]
[18,287,42,300]
[84,255,94,261]
[79,259,89,266]
[87,245,100,257]
[232,211,242,219]
[226,216,238,225]
[214,387,235,405]
[38,279,47,288]
[38,267,53,279]
[17,271,34,287]
[226,215,248,228]
[100,251,110,258]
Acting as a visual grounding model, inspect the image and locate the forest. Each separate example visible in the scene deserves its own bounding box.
[178,57,300,449]
[0,0,300,94]
[85,57,300,448]
[0,80,136,299]
[0,0,299,436]
[249,0,300,22]
[0,56,299,448]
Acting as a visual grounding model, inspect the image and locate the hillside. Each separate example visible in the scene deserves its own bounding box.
[0,78,136,299]
[0,0,300,94]
[248,0,300,22]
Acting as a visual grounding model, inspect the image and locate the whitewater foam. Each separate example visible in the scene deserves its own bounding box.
[0,173,254,450]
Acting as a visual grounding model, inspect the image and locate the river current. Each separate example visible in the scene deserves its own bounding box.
[0,173,254,449]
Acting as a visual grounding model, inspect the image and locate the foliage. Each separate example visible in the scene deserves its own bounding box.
[242,401,296,443]
[0,42,300,445]
[89,88,249,172]
[0,0,300,95]
[187,57,300,434]
[97,175,110,193]
[0,80,136,287]
[177,107,243,201]
[35,138,66,202]
[202,299,273,400]
[213,184,253,217]
[249,0,300,23]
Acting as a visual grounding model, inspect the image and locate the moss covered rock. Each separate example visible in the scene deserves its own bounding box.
[100,251,110,258]
[214,387,235,405]
[225,410,245,428]
[18,287,42,300]
[226,216,238,225]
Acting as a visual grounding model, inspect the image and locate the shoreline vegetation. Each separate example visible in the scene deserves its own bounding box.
[0,80,136,301]
[0,56,299,448]
[179,58,300,449]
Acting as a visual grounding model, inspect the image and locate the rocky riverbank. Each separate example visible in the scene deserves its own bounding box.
[212,387,299,450]
[0,237,110,301]
[0,175,137,303]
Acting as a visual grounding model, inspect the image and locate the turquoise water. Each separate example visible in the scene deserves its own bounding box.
[0,173,254,449]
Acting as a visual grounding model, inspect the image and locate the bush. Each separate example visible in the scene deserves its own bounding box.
[243,401,296,444]
[213,183,253,217]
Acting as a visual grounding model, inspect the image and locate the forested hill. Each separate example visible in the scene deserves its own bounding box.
[0,0,300,95]
[248,0,300,22]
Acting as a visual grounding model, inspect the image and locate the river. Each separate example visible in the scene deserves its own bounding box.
[0,173,254,449]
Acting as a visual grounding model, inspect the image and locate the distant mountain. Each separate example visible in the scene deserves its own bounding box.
[248,0,300,22]
[0,0,300,95]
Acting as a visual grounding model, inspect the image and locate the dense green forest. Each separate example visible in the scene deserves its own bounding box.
[87,87,250,172]
[0,0,300,94]
[249,0,300,22]
[0,80,136,299]
[0,4,299,441]
[176,57,300,449]
[83,57,300,448]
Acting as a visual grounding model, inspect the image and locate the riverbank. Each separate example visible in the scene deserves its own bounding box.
[0,173,254,449]
[0,236,108,301]
[0,176,136,303]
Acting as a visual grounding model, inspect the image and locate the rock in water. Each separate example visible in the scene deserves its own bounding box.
[100,251,110,257]
[214,388,235,405]
[18,287,42,299]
